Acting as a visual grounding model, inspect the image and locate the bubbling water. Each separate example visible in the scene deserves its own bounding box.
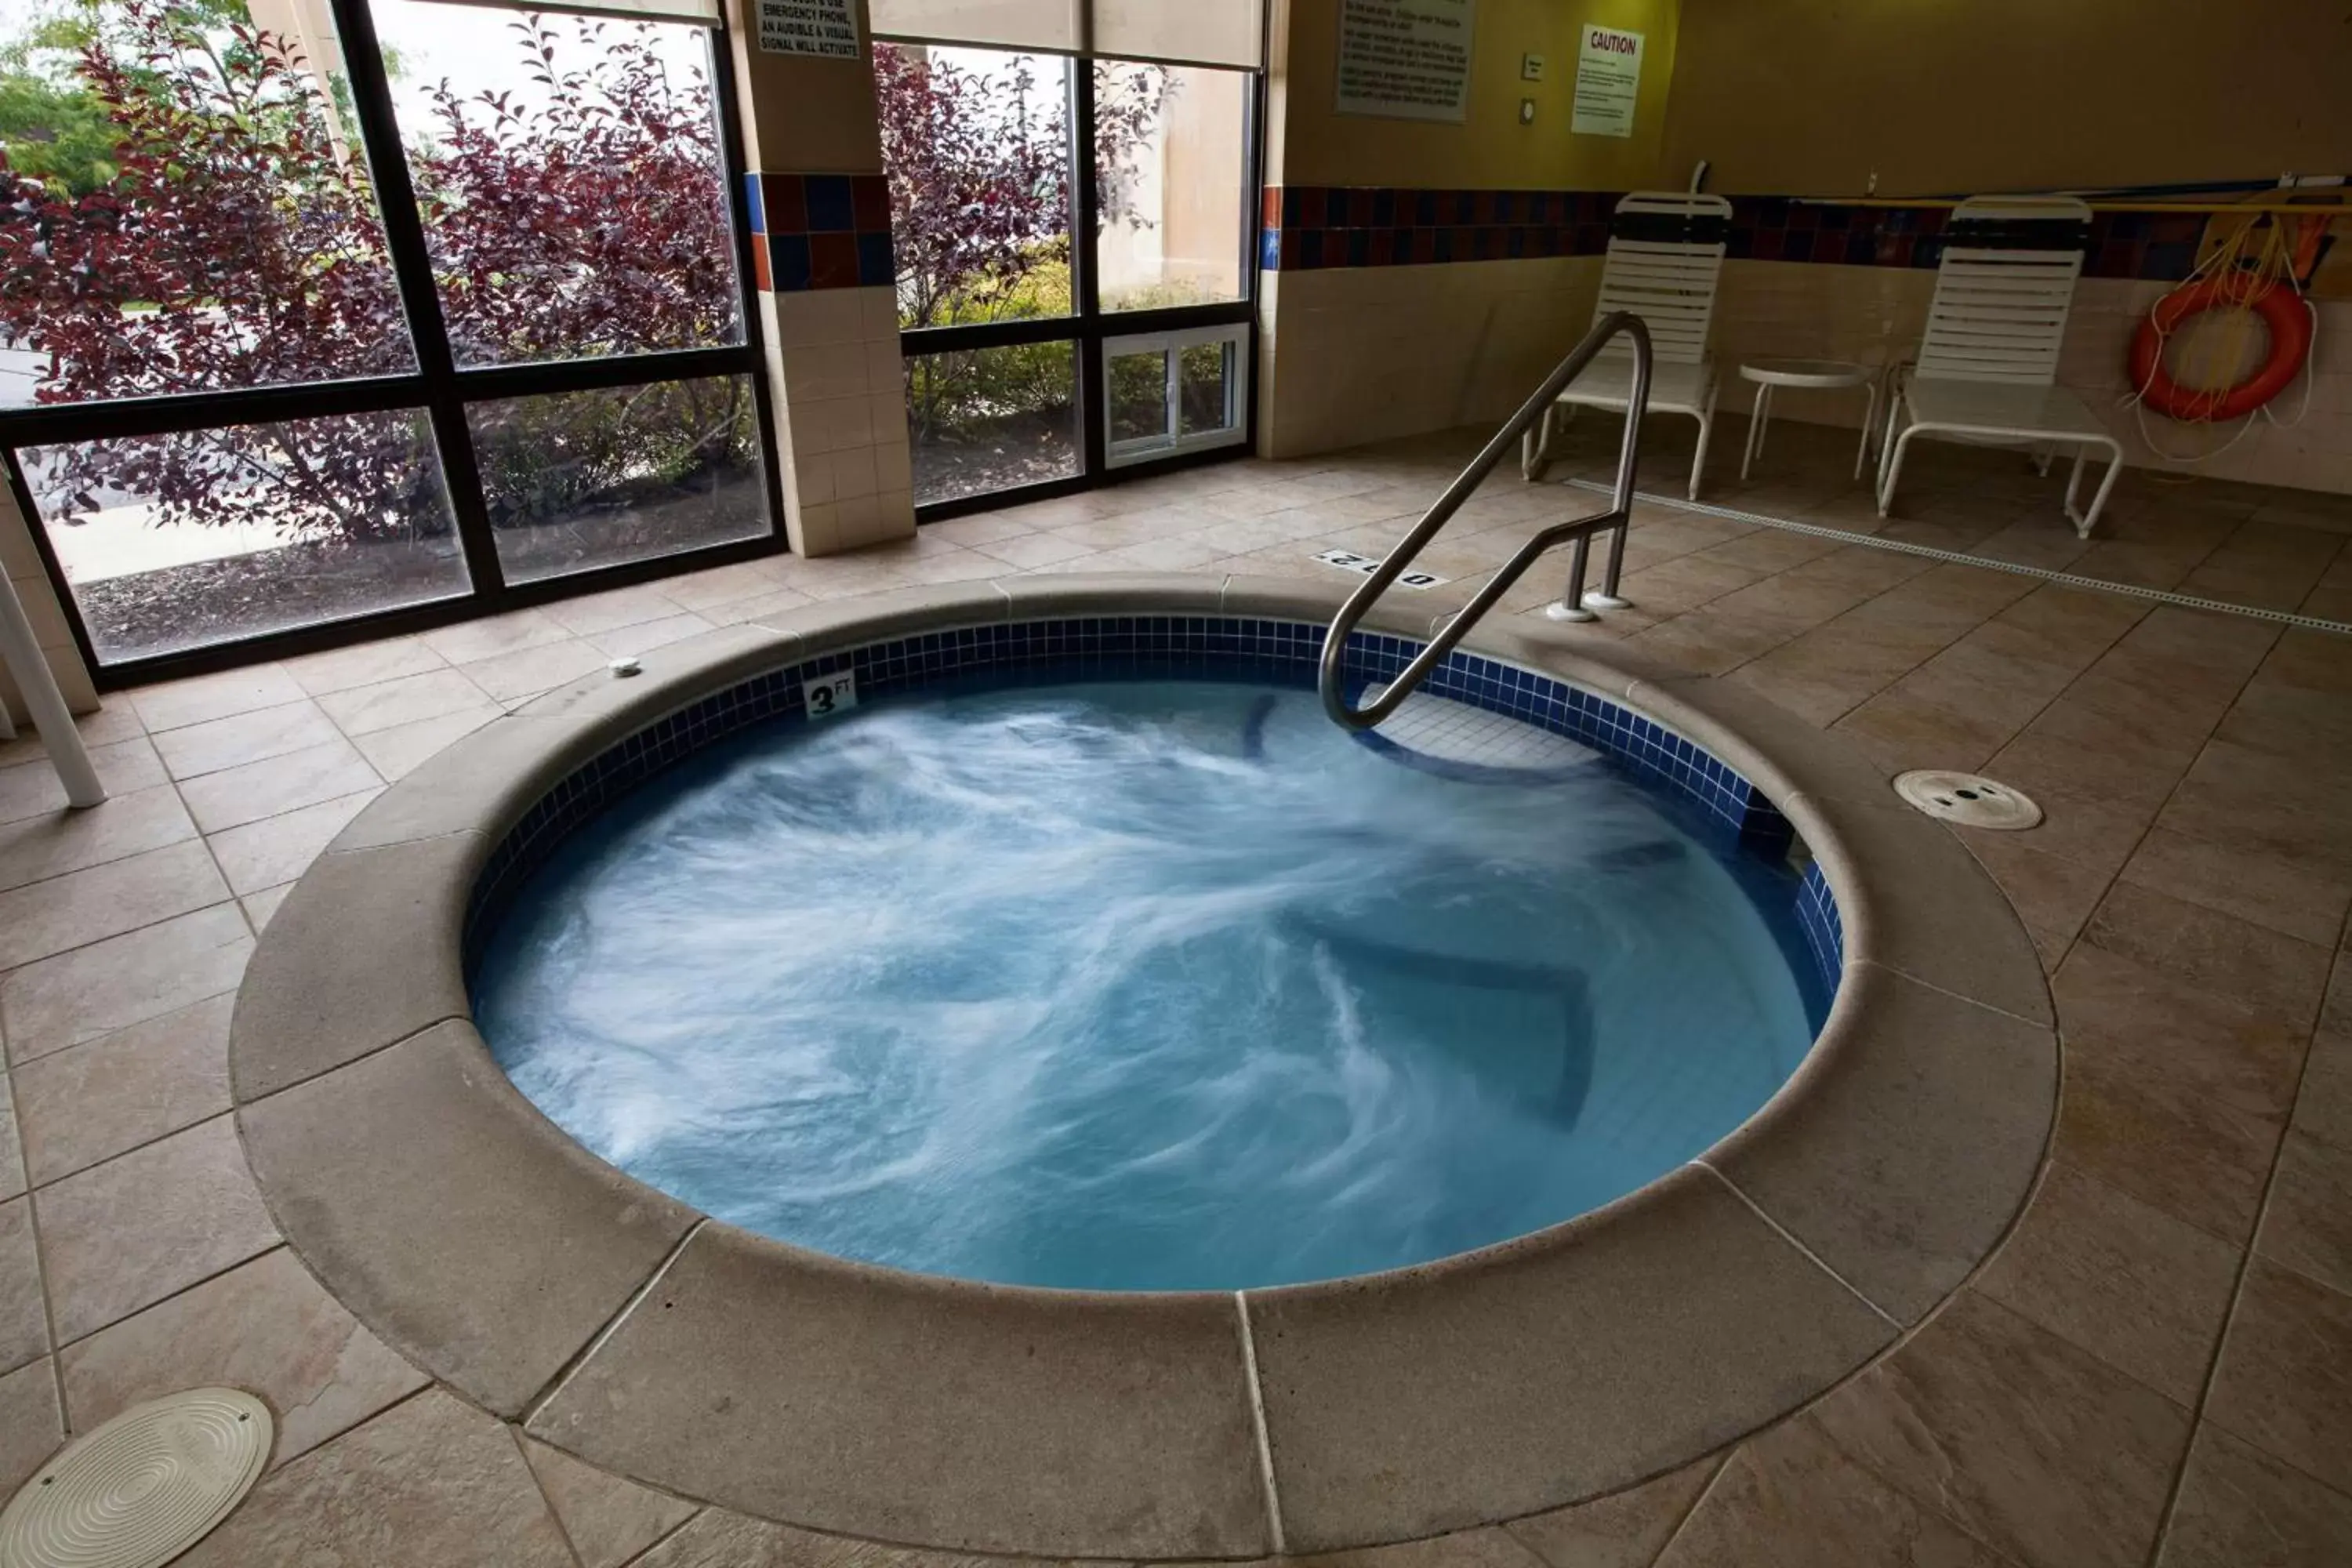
[474,680,1815,1290]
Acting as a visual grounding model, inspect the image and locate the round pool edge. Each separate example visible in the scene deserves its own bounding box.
[227,572,2056,1559]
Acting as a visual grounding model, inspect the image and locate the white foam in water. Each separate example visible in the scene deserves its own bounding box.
[474,680,1817,1290]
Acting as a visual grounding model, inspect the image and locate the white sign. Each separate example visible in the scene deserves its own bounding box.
[1570,24,1643,137]
[1335,0,1477,125]
[757,0,859,59]
[1315,547,1447,590]
[802,670,858,717]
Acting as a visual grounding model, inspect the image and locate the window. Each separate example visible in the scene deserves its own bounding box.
[0,0,779,677]
[873,0,1260,514]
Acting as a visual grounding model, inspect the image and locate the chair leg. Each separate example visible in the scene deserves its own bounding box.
[1740,380,1767,481]
[1878,419,1919,517]
[1853,379,1878,481]
[1688,383,1720,501]
[2064,442,2125,539]
[1521,404,1556,481]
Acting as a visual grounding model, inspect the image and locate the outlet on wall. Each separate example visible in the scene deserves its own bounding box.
[1519,97,1537,125]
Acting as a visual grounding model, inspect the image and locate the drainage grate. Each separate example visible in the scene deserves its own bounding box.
[1894,770,2043,829]
[0,1389,270,1568]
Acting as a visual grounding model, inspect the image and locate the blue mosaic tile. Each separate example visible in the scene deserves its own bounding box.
[466,615,1843,1005]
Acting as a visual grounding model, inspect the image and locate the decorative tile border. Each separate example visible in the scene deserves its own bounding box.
[746,171,895,292]
[467,615,1835,996]
[1260,185,2234,281]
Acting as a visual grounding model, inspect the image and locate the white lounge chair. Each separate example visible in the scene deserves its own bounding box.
[1523,191,1730,502]
[1877,196,2124,538]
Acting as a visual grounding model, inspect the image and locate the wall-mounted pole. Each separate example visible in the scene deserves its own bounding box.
[0,567,104,808]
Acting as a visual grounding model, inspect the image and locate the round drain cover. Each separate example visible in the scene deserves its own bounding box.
[0,1388,270,1568]
[1893,770,2042,830]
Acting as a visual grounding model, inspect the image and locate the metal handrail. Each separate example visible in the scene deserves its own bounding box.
[1318,312,1652,730]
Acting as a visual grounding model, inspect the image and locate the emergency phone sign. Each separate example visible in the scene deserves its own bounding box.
[758,0,858,59]
[1570,24,1643,137]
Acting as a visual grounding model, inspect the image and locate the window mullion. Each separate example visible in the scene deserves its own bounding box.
[1073,56,1107,478]
[325,0,508,599]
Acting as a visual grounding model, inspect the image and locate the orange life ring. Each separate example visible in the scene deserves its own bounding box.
[2129,274,2312,423]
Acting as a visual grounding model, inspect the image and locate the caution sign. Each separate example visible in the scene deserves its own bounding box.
[1334,0,1476,125]
[1570,24,1643,137]
[758,0,859,60]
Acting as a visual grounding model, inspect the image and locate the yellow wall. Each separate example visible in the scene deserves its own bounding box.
[1661,0,2352,197]
[1272,0,1680,189]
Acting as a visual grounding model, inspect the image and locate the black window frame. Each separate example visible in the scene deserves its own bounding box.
[0,0,787,688]
[878,33,1268,523]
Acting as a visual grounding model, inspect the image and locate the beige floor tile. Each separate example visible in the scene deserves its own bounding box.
[0,1357,62,1496]
[241,881,293,933]
[1973,1160,2240,1405]
[0,839,229,971]
[206,789,383,896]
[2205,1257,2352,1495]
[0,736,169,826]
[12,993,233,1187]
[419,608,573,665]
[317,668,499,739]
[586,613,718,659]
[1958,832,2116,946]
[176,738,383,836]
[521,1438,698,1568]
[350,706,499,782]
[2157,1423,2352,1567]
[279,635,448,699]
[456,639,612,703]
[0,783,196,895]
[34,1113,279,1344]
[0,1198,46,1374]
[542,583,687,637]
[0,1089,20,1202]
[2081,881,2334,1031]
[972,530,1099,568]
[2300,1030,2352,1153]
[655,560,797,615]
[2257,1131,2352,1298]
[1657,1418,2008,1567]
[59,1247,426,1470]
[923,512,1036,546]
[1806,1290,2190,1568]
[176,1388,574,1568]
[0,702,143,773]
[702,586,818,627]
[2119,826,2352,949]
[128,664,307,733]
[1504,1456,1719,1568]
[151,700,342,781]
[0,904,251,1066]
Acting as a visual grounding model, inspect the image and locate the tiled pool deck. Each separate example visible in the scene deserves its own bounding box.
[1,416,2349,1564]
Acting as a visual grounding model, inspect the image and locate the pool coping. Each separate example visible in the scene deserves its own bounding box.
[228,573,2057,1558]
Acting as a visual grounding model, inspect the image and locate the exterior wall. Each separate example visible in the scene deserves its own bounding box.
[724,0,916,554]
[0,485,99,725]
[1661,0,2352,198]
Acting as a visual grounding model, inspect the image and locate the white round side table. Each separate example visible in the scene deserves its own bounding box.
[1737,358,1881,481]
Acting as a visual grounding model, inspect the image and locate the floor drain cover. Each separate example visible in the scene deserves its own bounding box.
[0,1389,270,1568]
[1893,770,2043,830]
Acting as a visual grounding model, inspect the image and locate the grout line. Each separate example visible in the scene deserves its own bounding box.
[1691,1160,1903,1331]
[523,1218,706,1428]
[507,1421,592,1568]
[613,1508,706,1568]
[1232,1290,1288,1556]
[1632,1450,1735,1567]
[1568,480,2352,637]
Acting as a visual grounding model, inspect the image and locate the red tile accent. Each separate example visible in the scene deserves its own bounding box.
[1409,229,1436,264]
[808,232,858,289]
[851,174,891,233]
[1368,230,1393,265]
[765,175,809,238]
[1261,186,1282,227]
[751,233,772,292]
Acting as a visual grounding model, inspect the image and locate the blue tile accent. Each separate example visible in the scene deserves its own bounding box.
[1795,859,1844,993]
[804,173,855,234]
[768,235,813,292]
[466,616,1844,1011]
[855,231,896,289]
[742,172,764,234]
